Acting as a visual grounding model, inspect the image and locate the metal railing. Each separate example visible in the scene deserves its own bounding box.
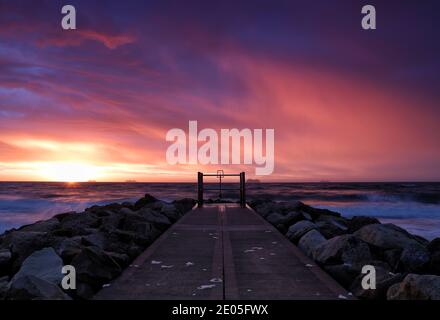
[197,171,246,208]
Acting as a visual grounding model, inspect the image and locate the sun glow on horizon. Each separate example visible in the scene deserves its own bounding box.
[37,162,102,182]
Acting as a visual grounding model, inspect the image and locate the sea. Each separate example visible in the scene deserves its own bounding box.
[0,182,439,240]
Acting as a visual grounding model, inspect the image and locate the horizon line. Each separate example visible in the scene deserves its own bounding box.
[1,180,440,184]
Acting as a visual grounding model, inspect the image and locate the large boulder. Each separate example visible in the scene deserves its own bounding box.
[75,282,95,300]
[266,212,302,231]
[85,203,123,215]
[252,201,282,218]
[347,216,380,233]
[349,266,405,300]
[134,194,158,210]
[173,198,196,215]
[18,218,60,233]
[298,229,326,258]
[383,249,402,271]
[387,274,440,300]
[324,264,359,288]
[428,238,440,253]
[313,235,372,268]
[98,210,125,232]
[7,275,70,300]
[429,251,440,275]
[106,252,130,268]
[12,247,63,285]
[0,276,8,299]
[120,213,160,242]
[315,215,349,239]
[0,249,11,274]
[56,212,100,230]
[1,231,52,272]
[71,246,121,289]
[160,204,181,222]
[399,244,430,273]
[428,238,440,275]
[296,203,341,220]
[55,237,83,263]
[81,232,108,251]
[286,221,317,243]
[354,223,424,250]
[139,208,172,230]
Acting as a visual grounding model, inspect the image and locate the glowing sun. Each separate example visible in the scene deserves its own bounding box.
[38,162,101,182]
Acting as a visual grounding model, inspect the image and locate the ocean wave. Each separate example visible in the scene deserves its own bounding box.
[1,182,439,235]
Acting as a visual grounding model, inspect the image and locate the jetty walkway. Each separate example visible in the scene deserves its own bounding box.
[95,203,350,300]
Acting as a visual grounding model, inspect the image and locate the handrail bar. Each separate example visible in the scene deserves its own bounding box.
[202,174,241,177]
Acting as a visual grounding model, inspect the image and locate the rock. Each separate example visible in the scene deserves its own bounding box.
[120,212,159,240]
[286,221,317,243]
[75,282,95,300]
[315,215,349,239]
[282,201,303,212]
[58,212,100,231]
[1,231,52,272]
[0,249,12,274]
[253,201,281,218]
[18,218,60,233]
[136,223,161,242]
[429,251,440,275]
[126,244,144,259]
[383,249,402,271]
[350,266,405,300]
[324,264,359,288]
[296,203,341,219]
[354,223,423,250]
[266,212,301,230]
[139,208,172,230]
[101,231,135,255]
[109,229,136,244]
[399,244,430,273]
[12,247,63,285]
[98,210,124,231]
[298,229,326,258]
[71,246,121,289]
[347,216,380,233]
[0,276,8,299]
[52,211,76,221]
[412,235,429,247]
[173,198,197,215]
[106,252,130,268]
[7,275,71,300]
[387,274,440,300]
[300,211,313,221]
[51,226,92,238]
[428,238,440,253]
[134,194,158,210]
[160,204,181,222]
[81,232,108,251]
[121,202,134,209]
[313,235,372,268]
[56,237,83,263]
[86,203,123,215]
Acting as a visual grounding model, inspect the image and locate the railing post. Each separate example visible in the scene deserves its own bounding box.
[198,172,203,207]
[240,172,246,208]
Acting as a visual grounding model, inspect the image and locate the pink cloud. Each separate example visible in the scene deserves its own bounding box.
[37,29,136,49]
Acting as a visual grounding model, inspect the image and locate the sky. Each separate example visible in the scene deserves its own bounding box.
[0,0,439,182]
